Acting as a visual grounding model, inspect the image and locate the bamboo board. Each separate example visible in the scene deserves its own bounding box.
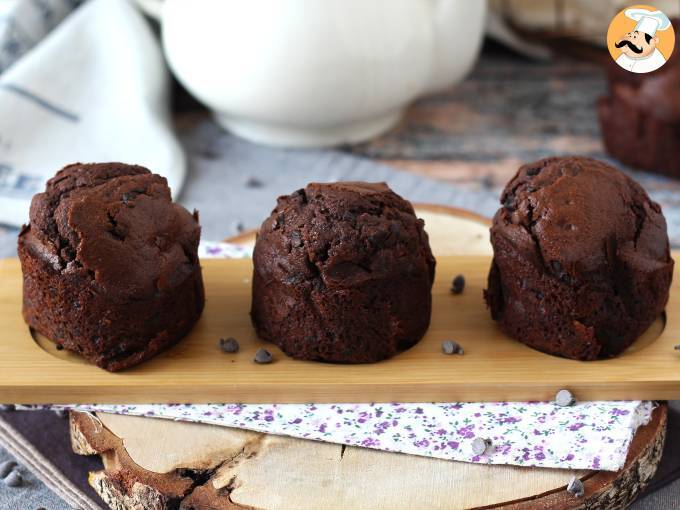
[0,253,679,404]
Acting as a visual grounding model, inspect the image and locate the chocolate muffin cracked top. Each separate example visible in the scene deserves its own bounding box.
[18,163,204,371]
[485,156,673,360]
[251,182,435,363]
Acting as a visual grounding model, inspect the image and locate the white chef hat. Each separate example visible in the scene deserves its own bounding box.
[625,8,672,37]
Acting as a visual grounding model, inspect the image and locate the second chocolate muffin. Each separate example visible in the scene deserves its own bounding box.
[251,182,435,363]
[485,157,673,360]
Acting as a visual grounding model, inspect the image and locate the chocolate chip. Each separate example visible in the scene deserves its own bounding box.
[451,274,465,294]
[442,340,463,355]
[675,344,680,351]
[290,231,302,248]
[56,344,64,351]
[526,167,541,176]
[53,409,68,419]
[0,460,17,478]
[245,177,264,188]
[471,437,492,456]
[219,337,239,353]
[232,221,244,233]
[566,476,584,497]
[254,348,273,364]
[0,404,15,412]
[555,389,576,407]
[274,212,285,230]
[4,470,22,487]
[503,196,517,211]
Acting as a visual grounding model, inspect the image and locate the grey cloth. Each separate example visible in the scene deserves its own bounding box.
[0,446,70,509]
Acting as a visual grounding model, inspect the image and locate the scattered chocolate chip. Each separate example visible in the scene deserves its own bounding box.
[0,460,17,478]
[555,389,576,407]
[471,437,492,456]
[219,337,239,353]
[442,340,463,355]
[254,348,273,364]
[0,404,15,412]
[4,470,22,487]
[53,409,68,419]
[451,274,465,294]
[675,344,680,351]
[526,167,541,176]
[245,177,264,188]
[566,476,584,497]
[56,344,64,351]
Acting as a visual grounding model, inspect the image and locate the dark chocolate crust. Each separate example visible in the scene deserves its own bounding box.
[598,19,680,177]
[18,163,204,371]
[251,182,435,363]
[485,157,673,360]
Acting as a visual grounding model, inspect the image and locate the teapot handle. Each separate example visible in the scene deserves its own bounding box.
[132,0,163,21]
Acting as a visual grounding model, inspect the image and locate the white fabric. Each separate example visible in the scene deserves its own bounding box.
[616,48,667,73]
[0,0,184,227]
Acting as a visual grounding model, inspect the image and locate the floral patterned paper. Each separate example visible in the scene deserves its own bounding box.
[24,243,656,472]
[32,400,653,472]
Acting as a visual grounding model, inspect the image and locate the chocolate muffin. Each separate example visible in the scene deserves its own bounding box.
[485,157,673,360]
[598,19,680,178]
[251,182,435,363]
[18,163,204,371]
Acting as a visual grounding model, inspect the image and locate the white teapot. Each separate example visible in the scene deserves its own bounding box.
[139,0,487,147]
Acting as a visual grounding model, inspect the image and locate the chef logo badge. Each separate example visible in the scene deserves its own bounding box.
[607,5,675,73]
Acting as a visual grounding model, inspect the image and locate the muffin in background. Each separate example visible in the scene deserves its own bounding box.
[18,163,204,371]
[598,19,680,178]
[485,156,673,360]
[251,182,435,363]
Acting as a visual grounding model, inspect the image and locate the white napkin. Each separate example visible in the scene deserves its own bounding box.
[0,0,184,227]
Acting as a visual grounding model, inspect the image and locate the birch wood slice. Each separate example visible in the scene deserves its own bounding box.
[68,206,666,509]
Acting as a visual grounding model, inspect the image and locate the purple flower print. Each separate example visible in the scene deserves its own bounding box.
[457,425,475,438]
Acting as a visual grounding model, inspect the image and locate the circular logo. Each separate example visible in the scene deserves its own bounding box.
[607,4,675,73]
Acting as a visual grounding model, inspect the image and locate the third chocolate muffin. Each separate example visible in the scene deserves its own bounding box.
[251,182,435,363]
[485,156,673,360]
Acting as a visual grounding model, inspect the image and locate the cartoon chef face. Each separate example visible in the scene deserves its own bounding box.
[615,30,658,59]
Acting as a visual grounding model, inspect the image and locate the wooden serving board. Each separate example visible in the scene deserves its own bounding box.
[0,205,678,404]
[0,251,679,404]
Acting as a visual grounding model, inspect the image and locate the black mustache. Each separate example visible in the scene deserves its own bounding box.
[615,40,643,53]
